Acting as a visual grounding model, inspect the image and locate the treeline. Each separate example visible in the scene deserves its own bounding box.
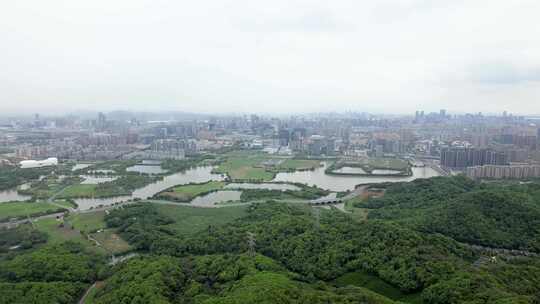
[0,166,56,191]
[239,185,328,202]
[363,176,540,252]
[161,154,217,173]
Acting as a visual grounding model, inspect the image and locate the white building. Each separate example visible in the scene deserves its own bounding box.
[19,157,58,169]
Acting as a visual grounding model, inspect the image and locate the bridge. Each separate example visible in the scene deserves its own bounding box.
[308,197,343,205]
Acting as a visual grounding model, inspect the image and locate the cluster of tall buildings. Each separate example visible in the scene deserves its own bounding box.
[440,148,508,169]
[466,165,540,179]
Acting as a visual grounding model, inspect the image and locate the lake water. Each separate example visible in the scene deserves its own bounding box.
[126,165,168,174]
[273,162,440,191]
[74,166,224,210]
[332,167,368,174]
[189,190,242,207]
[224,183,301,191]
[0,189,31,203]
[72,164,93,171]
[80,176,118,184]
[371,169,403,175]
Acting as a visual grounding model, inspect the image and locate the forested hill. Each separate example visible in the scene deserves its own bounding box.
[97,200,540,303]
[365,176,540,252]
[2,176,540,303]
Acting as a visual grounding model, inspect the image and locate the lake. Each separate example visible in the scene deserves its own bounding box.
[224,183,301,191]
[273,162,440,191]
[126,165,168,174]
[189,190,242,207]
[74,166,224,210]
[80,176,118,184]
[72,164,93,171]
[0,189,31,203]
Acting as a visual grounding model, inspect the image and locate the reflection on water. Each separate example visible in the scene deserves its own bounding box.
[80,176,118,184]
[126,165,168,174]
[74,166,224,210]
[332,167,368,174]
[189,190,242,207]
[225,183,300,191]
[0,189,31,203]
[371,169,403,175]
[273,162,440,191]
[141,160,162,165]
[72,164,93,171]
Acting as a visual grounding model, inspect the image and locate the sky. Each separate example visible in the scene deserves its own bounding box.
[1,0,540,115]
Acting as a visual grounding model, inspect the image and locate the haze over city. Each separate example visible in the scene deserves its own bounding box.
[2,0,540,115]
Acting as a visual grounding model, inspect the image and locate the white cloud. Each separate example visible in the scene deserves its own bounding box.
[1,0,539,115]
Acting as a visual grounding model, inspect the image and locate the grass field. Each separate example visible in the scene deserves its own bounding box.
[0,201,66,221]
[154,203,248,235]
[59,184,99,198]
[216,152,275,180]
[91,229,132,254]
[34,216,108,254]
[67,211,107,233]
[216,151,320,181]
[159,181,226,201]
[334,271,422,304]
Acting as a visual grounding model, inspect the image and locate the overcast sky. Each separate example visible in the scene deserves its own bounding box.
[1,0,540,115]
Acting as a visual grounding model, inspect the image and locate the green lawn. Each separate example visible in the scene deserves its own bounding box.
[0,201,66,221]
[34,217,106,254]
[334,271,422,304]
[215,152,275,181]
[159,181,226,202]
[66,211,107,233]
[59,184,101,198]
[153,203,248,236]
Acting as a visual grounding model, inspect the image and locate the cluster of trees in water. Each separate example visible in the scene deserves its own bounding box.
[1,176,540,303]
[239,185,329,202]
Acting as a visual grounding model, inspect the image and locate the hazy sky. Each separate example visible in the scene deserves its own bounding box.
[2,0,540,115]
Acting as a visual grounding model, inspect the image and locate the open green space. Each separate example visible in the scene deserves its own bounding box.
[327,157,411,176]
[215,150,321,181]
[156,181,226,202]
[18,176,82,199]
[34,218,88,244]
[59,184,104,198]
[215,152,275,181]
[0,201,66,222]
[153,203,248,235]
[91,229,132,254]
[66,211,107,233]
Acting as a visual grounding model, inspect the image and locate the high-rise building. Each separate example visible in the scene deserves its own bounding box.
[440,148,508,169]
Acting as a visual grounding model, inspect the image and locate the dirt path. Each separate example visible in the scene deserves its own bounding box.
[79,282,97,304]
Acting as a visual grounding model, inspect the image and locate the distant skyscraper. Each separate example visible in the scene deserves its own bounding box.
[440,109,446,118]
